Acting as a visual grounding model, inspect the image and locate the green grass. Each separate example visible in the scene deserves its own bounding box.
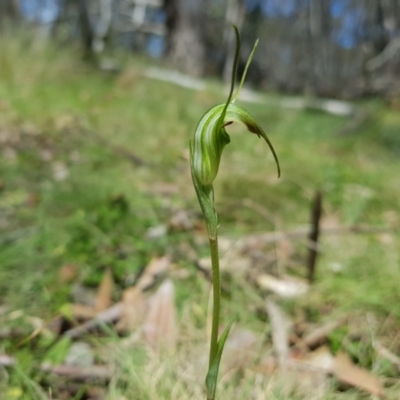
[0,33,399,399]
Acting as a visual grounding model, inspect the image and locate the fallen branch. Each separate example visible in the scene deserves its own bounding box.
[266,300,291,368]
[63,303,122,339]
[300,317,348,350]
[366,38,400,72]
[41,363,112,382]
[238,224,392,249]
[373,341,400,370]
[0,356,112,382]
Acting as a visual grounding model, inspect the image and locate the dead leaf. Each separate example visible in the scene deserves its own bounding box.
[117,287,147,332]
[59,264,77,283]
[333,352,384,396]
[266,300,292,368]
[258,274,309,298]
[143,279,177,352]
[136,256,170,290]
[94,268,113,313]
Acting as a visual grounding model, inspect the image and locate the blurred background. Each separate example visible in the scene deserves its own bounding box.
[2,0,400,97]
[1,1,400,399]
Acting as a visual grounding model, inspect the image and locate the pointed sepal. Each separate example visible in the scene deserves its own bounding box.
[225,103,281,177]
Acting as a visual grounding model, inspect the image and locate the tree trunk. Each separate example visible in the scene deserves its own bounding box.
[308,0,332,95]
[309,0,330,38]
[93,0,113,53]
[77,0,95,61]
[374,0,388,53]
[0,0,19,28]
[223,0,245,83]
[165,0,205,77]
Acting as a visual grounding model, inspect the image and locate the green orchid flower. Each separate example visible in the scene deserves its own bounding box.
[189,25,280,400]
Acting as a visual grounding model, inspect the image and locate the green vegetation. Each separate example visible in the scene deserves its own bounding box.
[0,35,400,399]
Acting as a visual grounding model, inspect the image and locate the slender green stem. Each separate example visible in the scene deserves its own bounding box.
[208,236,221,372]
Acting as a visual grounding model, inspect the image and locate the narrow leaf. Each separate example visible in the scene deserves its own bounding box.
[205,319,235,400]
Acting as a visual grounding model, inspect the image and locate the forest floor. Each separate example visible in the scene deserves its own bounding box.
[0,36,400,399]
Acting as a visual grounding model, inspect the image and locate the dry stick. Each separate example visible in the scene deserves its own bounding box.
[62,260,170,340]
[301,316,348,350]
[373,341,400,370]
[307,191,323,283]
[0,356,112,382]
[63,303,122,339]
[41,364,112,382]
[266,300,291,369]
[240,224,390,248]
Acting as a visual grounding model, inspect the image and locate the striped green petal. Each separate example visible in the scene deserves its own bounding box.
[190,103,280,189]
